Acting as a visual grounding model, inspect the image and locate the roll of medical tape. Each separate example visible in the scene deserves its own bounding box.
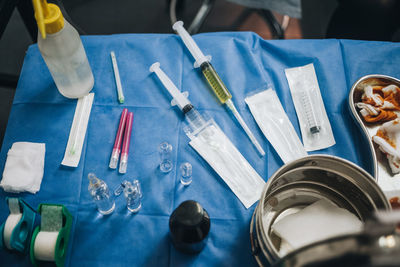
[3,214,23,249]
[32,205,63,263]
[3,198,22,250]
[34,231,59,261]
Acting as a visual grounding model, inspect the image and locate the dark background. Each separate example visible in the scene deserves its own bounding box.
[1,0,399,148]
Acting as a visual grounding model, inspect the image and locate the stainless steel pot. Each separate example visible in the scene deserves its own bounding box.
[250,155,391,266]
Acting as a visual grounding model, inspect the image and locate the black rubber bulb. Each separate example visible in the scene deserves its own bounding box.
[169,200,211,254]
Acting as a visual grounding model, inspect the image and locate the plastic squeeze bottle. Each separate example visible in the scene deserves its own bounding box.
[32,0,94,98]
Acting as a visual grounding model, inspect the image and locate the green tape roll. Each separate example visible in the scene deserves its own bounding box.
[30,204,73,267]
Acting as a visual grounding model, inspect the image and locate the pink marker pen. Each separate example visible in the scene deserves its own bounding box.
[119,111,133,173]
[109,108,128,169]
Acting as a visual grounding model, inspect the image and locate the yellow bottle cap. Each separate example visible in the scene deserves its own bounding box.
[32,0,64,39]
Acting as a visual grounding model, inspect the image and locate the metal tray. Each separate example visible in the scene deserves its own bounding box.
[348,74,400,199]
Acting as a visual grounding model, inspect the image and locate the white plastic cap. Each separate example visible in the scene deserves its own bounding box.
[149,62,161,73]
[109,148,120,169]
[149,62,191,111]
[119,161,127,174]
[119,153,129,174]
[109,156,118,169]
[172,21,211,68]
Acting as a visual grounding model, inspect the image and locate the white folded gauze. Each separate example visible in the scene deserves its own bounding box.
[245,89,307,163]
[189,123,265,209]
[272,199,363,254]
[372,118,400,174]
[0,142,45,193]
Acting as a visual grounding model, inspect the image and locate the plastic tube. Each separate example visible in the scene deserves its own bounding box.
[109,108,128,169]
[119,112,134,173]
[225,99,265,156]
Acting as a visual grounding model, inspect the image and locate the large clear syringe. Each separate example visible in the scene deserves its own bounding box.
[150,62,266,209]
[172,21,265,157]
[149,62,208,134]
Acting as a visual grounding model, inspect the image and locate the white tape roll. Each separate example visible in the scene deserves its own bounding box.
[3,213,22,249]
[33,231,59,261]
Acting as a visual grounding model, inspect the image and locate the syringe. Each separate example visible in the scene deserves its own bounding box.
[300,90,321,136]
[172,21,265,157]
[149,62,207,133]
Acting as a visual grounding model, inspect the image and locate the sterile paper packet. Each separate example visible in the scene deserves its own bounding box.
[245,89,307,164]
[62,93,94,167]
[285,63,335,151]
[186,120,265,209]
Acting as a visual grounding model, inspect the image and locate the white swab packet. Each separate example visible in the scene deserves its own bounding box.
[61,93,94,167]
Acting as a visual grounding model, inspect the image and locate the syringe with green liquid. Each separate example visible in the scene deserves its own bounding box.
[173,21,265,156]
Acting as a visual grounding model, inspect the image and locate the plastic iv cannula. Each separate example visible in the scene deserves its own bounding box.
[172,21,265,157]
[119,111,133,174]
[109,108,128,169]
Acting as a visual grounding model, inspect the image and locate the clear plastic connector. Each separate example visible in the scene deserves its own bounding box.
[159,142,173,173]
[115,179,142,213]
[180,162,192,186]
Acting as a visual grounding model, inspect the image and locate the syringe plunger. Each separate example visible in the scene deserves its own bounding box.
[172,21,211,68]
[150,62,191,111]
